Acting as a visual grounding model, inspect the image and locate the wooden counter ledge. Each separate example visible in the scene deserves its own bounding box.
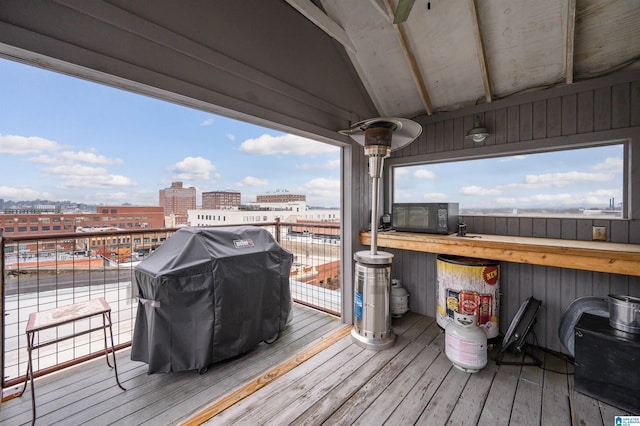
[360,231,640,277]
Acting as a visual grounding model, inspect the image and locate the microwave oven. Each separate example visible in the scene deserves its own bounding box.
[392,203,459,234]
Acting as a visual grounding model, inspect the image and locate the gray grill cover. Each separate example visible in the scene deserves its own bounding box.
[131,226,293,373]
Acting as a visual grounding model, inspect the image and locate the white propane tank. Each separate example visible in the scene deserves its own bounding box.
[390,278,409,318]
[445,311,487,373]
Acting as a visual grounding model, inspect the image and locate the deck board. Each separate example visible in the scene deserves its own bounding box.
[446,362,498,426]
[1,305,637,426]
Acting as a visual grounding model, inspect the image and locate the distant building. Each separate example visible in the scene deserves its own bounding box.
[159,181,196,225]
[202,190,241,210]
[256,189,305,204]
[0,205,164,237]
[4,206,57,214]
[188,201,339,227]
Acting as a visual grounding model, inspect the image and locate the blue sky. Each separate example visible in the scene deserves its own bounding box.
[0,57,624,213]
[0,58,341,207]
[394,144,624,211]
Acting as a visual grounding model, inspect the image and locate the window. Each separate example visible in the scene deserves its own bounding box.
[393,144,624,218]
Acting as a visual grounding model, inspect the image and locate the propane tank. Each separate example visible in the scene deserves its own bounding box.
[445,311,487,373]
[390,278,409,318]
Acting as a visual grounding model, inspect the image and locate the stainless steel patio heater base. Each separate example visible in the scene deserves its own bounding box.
[351,250,396,350]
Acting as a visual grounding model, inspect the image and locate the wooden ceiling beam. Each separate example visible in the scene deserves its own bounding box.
[565,0,577,84]
[284,0,357,54]
[468,0,492,103]
[383,0,433,115]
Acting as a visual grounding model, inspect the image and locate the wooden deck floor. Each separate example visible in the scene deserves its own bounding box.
[1,304,636,425]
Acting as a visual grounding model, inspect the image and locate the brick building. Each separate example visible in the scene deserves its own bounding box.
[159,182,196,224]
[202,190,241,209]
[256,190,305,204]
[0,205,165,237]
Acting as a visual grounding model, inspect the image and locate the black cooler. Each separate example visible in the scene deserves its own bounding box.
[574,313,640,413]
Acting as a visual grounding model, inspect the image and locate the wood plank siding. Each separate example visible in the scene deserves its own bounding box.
[375,71,640,353]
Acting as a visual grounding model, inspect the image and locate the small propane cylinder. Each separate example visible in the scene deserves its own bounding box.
[390,278,409,318]
[445,311,487,373]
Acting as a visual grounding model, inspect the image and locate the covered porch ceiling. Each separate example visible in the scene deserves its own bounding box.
[0,0,639,145]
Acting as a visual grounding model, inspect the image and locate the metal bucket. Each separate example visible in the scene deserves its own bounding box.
[608,294,640,334]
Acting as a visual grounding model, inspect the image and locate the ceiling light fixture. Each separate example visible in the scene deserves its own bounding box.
[465,115,489,143]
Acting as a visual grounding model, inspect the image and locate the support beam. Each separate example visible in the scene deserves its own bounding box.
[284,0,357,54]
[383,0,433,115]
[565,0,577,84]
[468,0,492,103]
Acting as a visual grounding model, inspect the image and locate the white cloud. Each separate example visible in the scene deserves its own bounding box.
[529,193,574,202]
[304,178,340,203]
[495,197,523,204]
[394,168,410,179]
[60,172,133,189]
[324,158,340,169]
[0,133,62,154]
[31,150,122,165]
[0,185,53,200]
[59,150,123,165]
[295,158,340,171]
[423,192,448,200]
[460,185,501,195]
[305,177,340,190]
[239,134,336,155]
[592,157,623,173]
[394,191,418,202]
[524,171,613,187]
[494,187,622,207]
[44,164,108,177]
[236,176,269,187]
[172,156,215,180]
[226,133,235,141]
[89,191,135,203]
[413,168,437,179]
[201,118,215,126]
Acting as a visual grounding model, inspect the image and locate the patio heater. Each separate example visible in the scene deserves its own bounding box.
[340,117,421,350]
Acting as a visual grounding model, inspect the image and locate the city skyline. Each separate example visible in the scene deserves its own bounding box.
[0,58,341,208]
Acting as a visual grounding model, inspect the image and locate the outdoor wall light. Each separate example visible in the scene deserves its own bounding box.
[465,115,489,143]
